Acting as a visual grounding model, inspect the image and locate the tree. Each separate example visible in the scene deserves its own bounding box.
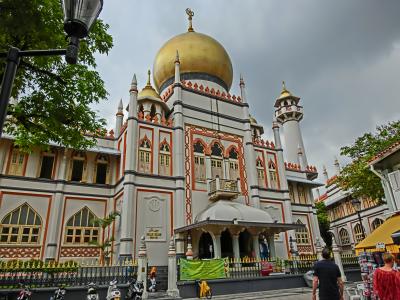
[315,201,332,248]
[0,0,113,151]
[336,120,400,201]
[90,211,120,265]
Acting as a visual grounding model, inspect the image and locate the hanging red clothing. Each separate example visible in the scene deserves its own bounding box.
[373,268,400,300]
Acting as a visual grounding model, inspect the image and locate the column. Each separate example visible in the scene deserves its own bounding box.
[267,235,276,259]
[137,236,148,299]
[253,235,260,259]
[214,234,221,258]
[332,235,347,281]
[167,238,180,298]
[232,234,240,260]
[44,149,68,260]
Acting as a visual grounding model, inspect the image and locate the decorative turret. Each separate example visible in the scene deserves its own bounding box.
[334,157,341,174]
[274,81,307,165]
[115,99,124,137]
[323,165,329,182]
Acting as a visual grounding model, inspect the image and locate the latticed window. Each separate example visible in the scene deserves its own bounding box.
[289,183,295,202]
[159,142,171,176]
[295,220,310,245]
[210,142,223,178]
[70,151,86,182]
[8,147,26,176]
[0,203,41,244]
[65,207,99,244]
[194,141,206,182]
[95,154,109,184]
[354,223,365,243]
[138,138,151,173]
[228,147,239,180]
[256,159,266,188]
[268,160,278,189]
[339,228,350,245]
[298,185,307,204]
[371,218,384,231]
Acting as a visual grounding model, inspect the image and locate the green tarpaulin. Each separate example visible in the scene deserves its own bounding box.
[180,258,227,280]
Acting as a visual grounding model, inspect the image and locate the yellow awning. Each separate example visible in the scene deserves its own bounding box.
[355,214,400,252]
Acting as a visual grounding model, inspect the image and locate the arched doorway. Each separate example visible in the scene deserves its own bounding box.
[239,230,253,258]
[220,229,233,258]
[198,232,213,259]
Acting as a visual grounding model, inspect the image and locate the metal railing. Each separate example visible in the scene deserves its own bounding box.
[0,260,138,288]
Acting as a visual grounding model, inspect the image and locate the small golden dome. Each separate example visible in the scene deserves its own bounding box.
[138,70,161,100]
[153,10,233,92]
[278,81,293,100]
[249,114,258,125]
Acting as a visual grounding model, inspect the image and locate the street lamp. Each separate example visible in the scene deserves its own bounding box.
[0,0,103,138]
[351,198,366,240]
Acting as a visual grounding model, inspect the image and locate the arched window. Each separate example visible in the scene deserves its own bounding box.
[38,149,56,179]
[354,223,365,243]
[0,203,41,244]
[228,147,239,180]
[69,151,86,182]
[7,146,27,176]
[295,220,310,245]
[138,137,152,173]
[268,159,278,189]
[210,142,223,178]
[339,228,350,245]
[256,159,266,188]
[193,141,206,182]
[95,154,109,184]
[371,218,384,231]
[65,207,99,244]
[159,141,171,176]
[298,185,307,204]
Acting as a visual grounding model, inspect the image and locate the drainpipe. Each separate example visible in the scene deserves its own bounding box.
[370,165,398,211]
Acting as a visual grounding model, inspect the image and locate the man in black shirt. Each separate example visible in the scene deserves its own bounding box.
[312,248,344,300]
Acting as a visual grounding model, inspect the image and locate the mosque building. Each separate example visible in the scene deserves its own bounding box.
[0,10,323,265]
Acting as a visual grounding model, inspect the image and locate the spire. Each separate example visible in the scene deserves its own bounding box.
[334,156,341,174]
[174,50,181,84]
[323,165,329,182]
[185,8,194,32]
[175,50,180,63]
[146,69,151,87]
[239,74,247,103]
[118,99,123,111]
[130,74,137,92]
[240,74,245,86]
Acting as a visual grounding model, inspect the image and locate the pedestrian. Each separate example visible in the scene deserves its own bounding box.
[373,252,399,300]
[312,248,344,300]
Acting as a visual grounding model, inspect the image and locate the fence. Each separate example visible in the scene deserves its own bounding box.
[0,260,138,288]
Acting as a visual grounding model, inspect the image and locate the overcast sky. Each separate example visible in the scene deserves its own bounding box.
[93,0,400,184]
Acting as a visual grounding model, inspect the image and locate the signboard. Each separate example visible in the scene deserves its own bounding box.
[180,258,227,280]
[376,242,385,250]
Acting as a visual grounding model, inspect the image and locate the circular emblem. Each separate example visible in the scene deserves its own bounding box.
[148,198,161,212]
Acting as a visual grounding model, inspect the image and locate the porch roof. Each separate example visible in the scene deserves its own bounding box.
[174,219,305,234]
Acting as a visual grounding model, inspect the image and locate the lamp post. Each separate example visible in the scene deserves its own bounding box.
[351,198,366,240]
[0,0,103,139]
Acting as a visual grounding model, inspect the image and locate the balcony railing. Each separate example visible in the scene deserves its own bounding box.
[208,177,241,201]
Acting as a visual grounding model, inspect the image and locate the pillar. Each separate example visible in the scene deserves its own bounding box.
[115,99,124,137]
[44,149,68,260]
[315,237,323,260]
[213,234,221,258]
[331,233,347,281]
[137,236,149,299]
[232,234,240,260]
[267,235,276,259]
[167,237,180,298]
[253,235,260,259]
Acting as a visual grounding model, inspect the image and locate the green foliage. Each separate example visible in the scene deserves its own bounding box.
[315,201,332,248]
[336,120,400,200]
[0,0,113,151]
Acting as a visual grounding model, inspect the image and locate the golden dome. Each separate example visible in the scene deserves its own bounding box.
[153,28,233,92]
[278,81,293,100]
[138,70,161,100]
[249,114,258,124]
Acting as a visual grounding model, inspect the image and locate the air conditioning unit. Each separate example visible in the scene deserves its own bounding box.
[391,230,400,245]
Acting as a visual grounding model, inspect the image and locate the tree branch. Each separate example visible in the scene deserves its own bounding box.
[20,60,65,84]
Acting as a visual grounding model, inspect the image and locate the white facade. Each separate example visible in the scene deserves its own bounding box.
[0,19,323,264]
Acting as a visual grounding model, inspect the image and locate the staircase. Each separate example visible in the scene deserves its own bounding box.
[149,265,168,291]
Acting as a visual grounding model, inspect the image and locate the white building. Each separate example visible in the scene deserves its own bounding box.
[0,12,323,264]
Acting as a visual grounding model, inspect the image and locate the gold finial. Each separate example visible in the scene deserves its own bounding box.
[186,8,194,32]
[146,69,151,86]
[282,81,286,91]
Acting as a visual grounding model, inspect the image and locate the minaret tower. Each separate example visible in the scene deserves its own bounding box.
[274,82,308,166]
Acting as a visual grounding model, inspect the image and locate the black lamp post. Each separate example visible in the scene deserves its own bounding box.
[0,0,103,138]
[351,198,366,240]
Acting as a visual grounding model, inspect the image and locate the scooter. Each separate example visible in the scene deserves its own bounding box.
[125,279,143,300]
[50,286,66,300]
[148,277,156,293]
[86,283,99,300]
[106,279,121,300]
[17,284,32,300]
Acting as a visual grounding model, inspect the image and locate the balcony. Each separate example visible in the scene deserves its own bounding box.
[208,177,241,201]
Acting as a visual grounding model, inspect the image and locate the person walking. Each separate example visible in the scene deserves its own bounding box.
[312,248,344,300]
[373,253,399,300]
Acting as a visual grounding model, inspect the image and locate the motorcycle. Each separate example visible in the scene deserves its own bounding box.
[17,284,32,300]
[106,279,121,300]
[50,287,66,300]
[125,279,144,300]
[86,283,99,300]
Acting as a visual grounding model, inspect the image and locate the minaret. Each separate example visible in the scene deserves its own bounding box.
[323,165,329,182]
[334,157,341,175]
[297,145,306,170]
[274,82,308,165]
[115,99,124,137]
[119,74,139,260]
